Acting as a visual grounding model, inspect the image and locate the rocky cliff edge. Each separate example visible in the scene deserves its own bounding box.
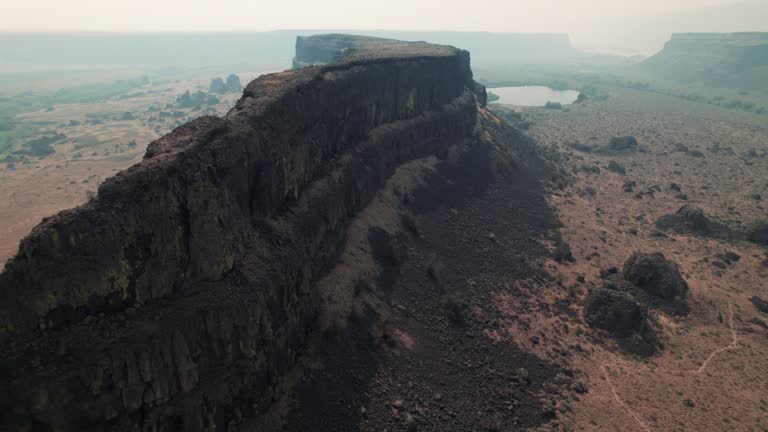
[0,34,486,431]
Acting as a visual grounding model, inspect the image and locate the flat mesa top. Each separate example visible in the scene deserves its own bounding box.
[297,34,462,62]
[669,32,768,46]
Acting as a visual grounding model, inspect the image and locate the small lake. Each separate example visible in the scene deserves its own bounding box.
[489,86,580,107]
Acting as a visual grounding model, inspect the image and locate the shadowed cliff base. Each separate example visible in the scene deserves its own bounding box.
[251,109,572,431]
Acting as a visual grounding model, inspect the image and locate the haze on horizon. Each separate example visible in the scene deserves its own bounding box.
[2,0,767,54]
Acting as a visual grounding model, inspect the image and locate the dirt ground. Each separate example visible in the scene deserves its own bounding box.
[494,87,768,431]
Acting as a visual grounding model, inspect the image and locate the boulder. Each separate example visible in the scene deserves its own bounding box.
[584,289,647,336]
[676,205,709,231]
[607,136,638,151]
[623,252,688,300]
[655,204,724,235]
[750,296,768,314]
[746,223,768,246]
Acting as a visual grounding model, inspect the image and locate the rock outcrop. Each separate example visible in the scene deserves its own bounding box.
[584,289,647,336]
[623,252,688,300]
[0,34,486,431]
[655,204,730,237]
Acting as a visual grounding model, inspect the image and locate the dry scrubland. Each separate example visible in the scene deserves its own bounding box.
[492,86,768,431]
[0,73,264,267]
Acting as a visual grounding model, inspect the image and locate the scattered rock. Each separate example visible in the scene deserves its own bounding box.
[553,240,575,263]
[403,412,417,431]
[515,367,530,385]
[440,294,468,326]
[426,255,444,284]
[400,212,420,236]
[622,180,636,192]
[568,142,596,153]
[623,252,688,300]
[711,260,727,269]
[669,183,681,192]
[674,193,688,200]
[715,252,740,265]
[746,223,768,246]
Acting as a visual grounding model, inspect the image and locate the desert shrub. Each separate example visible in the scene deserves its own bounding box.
[607,160,626,174]
[74,135,100,150]
[25,133,65,157]
[28,141,54,157]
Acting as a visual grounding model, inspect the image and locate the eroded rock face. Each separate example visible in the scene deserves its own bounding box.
[623,252,688,300]
[584,289,647,336]
[0,35,486,431]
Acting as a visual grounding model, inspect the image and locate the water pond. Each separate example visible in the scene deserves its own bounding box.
[489,86,580,107]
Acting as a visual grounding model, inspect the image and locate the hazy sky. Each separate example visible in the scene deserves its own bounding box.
[2,0,766,53]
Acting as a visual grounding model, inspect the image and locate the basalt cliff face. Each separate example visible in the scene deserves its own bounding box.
[0,35,485,431]
[642,32,768,90]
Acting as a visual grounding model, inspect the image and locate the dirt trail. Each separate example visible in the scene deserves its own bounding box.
[600,364,652,432]
[599,302,740,431]
[694,303,738,374]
